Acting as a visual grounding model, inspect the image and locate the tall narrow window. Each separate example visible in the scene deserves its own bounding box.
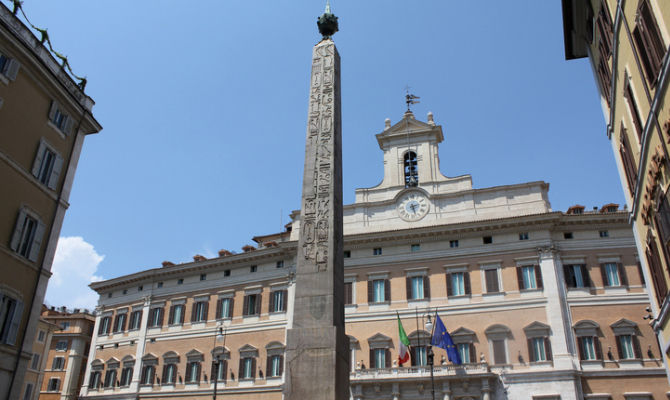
[169,304,185,325]
[484,268,500,293]
[517,265,543,290]
[368,279,389,303]
[191,301,208,322]
[600,262,627,287]
[148,307,163,328]
[129,310,142,330]
[447,271,471,296]
[269,289,287,313]
[344,281,353,305]
[646,240,669,306]
[404,151,418,187]
[619,128,638,196]
[120,366,133,386]
[633,0,666,87]
[564,265,591,288]
[243,294,261,316]
[406,275,429,300]
[216,297,233,319]
[624,77,644,141]
[140,365,155,385]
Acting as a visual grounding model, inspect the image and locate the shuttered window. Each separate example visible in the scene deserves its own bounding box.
[0,51,20,80]
[619,128,638,196]
[47,101,75,135]
[623,77,644,141]
[344,282,353,304]
[243,294,261,316]
[484,269,500,293]
[9,209,46,263]
[633,0,667,87]
[646,240,668,306]
[31,140,64,190]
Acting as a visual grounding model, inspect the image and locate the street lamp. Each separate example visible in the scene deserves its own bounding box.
[212,325,226,400]
[424,314,435,400]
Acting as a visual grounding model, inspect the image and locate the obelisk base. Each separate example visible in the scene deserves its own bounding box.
[284,326,350,400]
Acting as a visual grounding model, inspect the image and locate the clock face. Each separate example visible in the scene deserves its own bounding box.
[397,192,429,221]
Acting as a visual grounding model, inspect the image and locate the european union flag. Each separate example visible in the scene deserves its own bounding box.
[431,314,462,365]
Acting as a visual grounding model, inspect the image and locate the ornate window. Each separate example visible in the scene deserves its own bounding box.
[211,346,230,383]
[112,311,127,333]
[611,319,642,360]
[367,333,392,369]
[485,325,511,365]
[632,0,666,87]
[161,352,180,385]
[408,330,431,366]
[266,342,285,378]
[88,359,103,389]
[140,353,157,385]
[185,350,203,383]
[450,327,477,363]
[129,309,142,330]
[524,322,552,362]
[574,320,603,361]
[238,345,258,380]
[104,358,119,388]
[120,356,134,387]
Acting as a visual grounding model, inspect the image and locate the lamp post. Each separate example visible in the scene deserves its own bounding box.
[424,315,436,400]
[212,325,225,400]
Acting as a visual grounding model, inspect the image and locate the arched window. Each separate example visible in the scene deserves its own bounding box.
[404,151,418,187]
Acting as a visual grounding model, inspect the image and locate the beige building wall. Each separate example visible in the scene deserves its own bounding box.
[0,3,101,399]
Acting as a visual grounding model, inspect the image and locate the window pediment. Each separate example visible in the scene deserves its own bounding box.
[524,321,551,338]
[407,330,430,347]
[91,359,104,370]
[239,344,258,358]
[348,335,360,349]
[186,349,204,361]
[162,351,180,364]
[211,346,230,360]
[574,320,600,337]
[485,324,511,340]
[367,333,393,349]
[106,357,120,368]
[611,318,638,335]
[450,327,476,344]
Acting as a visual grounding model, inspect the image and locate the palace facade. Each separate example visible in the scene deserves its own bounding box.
[561,0,670,381]
[80,112,666,399]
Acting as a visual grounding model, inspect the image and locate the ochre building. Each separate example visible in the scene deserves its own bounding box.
[561,0,670,382]
[80,112,667,399]
[0,3,102,399]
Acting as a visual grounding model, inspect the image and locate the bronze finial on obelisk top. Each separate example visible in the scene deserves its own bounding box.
[284,2,349,400]
[317,0,339,39]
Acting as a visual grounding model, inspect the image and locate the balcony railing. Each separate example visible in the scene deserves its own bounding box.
[351,363,490,380]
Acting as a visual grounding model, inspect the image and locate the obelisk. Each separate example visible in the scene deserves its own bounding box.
[284,3,349,400]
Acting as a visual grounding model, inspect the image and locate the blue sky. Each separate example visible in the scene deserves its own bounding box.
[12,1,623,308]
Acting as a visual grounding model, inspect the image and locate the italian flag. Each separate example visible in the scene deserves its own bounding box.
[397,314,410,365]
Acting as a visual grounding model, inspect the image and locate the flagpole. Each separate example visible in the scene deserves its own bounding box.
[426,307,436,400]
[414,307,421,367]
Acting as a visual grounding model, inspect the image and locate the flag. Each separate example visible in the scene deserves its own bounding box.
[431,314,462,365]
[397,313,410,365]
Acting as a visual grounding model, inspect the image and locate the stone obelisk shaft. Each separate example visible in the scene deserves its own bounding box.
[284,38,349,400]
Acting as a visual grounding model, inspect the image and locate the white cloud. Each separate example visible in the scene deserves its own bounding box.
[45,236,105,310]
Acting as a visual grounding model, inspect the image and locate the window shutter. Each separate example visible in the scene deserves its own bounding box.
[600,264,609,287]
[216,299,222,320]
[9,209,27,252]
[446,273,453,296]
[544,338,552,361]
[527,339,534,362]
[369,349,374,368]
[5,58,20,80]
[616,336,624,359]
[464,272,471,295]
[534,265,543,289]
[112,315,119,332]
[222,360,228,381]
[577,337,585,360]
[344,282,352,304]
[632,336,642,359]
[255,294,262,315]
[282,290,288,311]
[191,303,197,322]
[168,305,175,325]
[98,319,104,335]
[120,314,126,331]
[161,365,168,383]
[468,343,475,363]
[243,296,249,316]
[564,265,574,287]
[384,279,390,302]
[423,276,431,299]
[583,265,593,287]
[196,363,201,382]
[228,298,234,318]
[595,337,603,360]
[203,302,209,321]
[63,115,75,135]
[516,267,524,290]
[185,363,192,382]
[278,356,283,376]
[32,141,47,178]
[210,361,216,381]
[367,280,373,303]
[6,301,22,345]
[157,308,164,327]
[47,101,58,123]
[238,359,244,378]
[265,356,271,377]
[47,153,63,190]
[27,220,45,263]
[385,349,391,368]
[618,263,628,286]
[405,277,412,300]
[269,291,275,313]
[251,358,257,378]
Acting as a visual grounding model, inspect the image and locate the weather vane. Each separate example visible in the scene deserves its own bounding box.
[405,87,420,112]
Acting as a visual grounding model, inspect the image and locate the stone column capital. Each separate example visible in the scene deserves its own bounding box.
[537,245,557,259]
